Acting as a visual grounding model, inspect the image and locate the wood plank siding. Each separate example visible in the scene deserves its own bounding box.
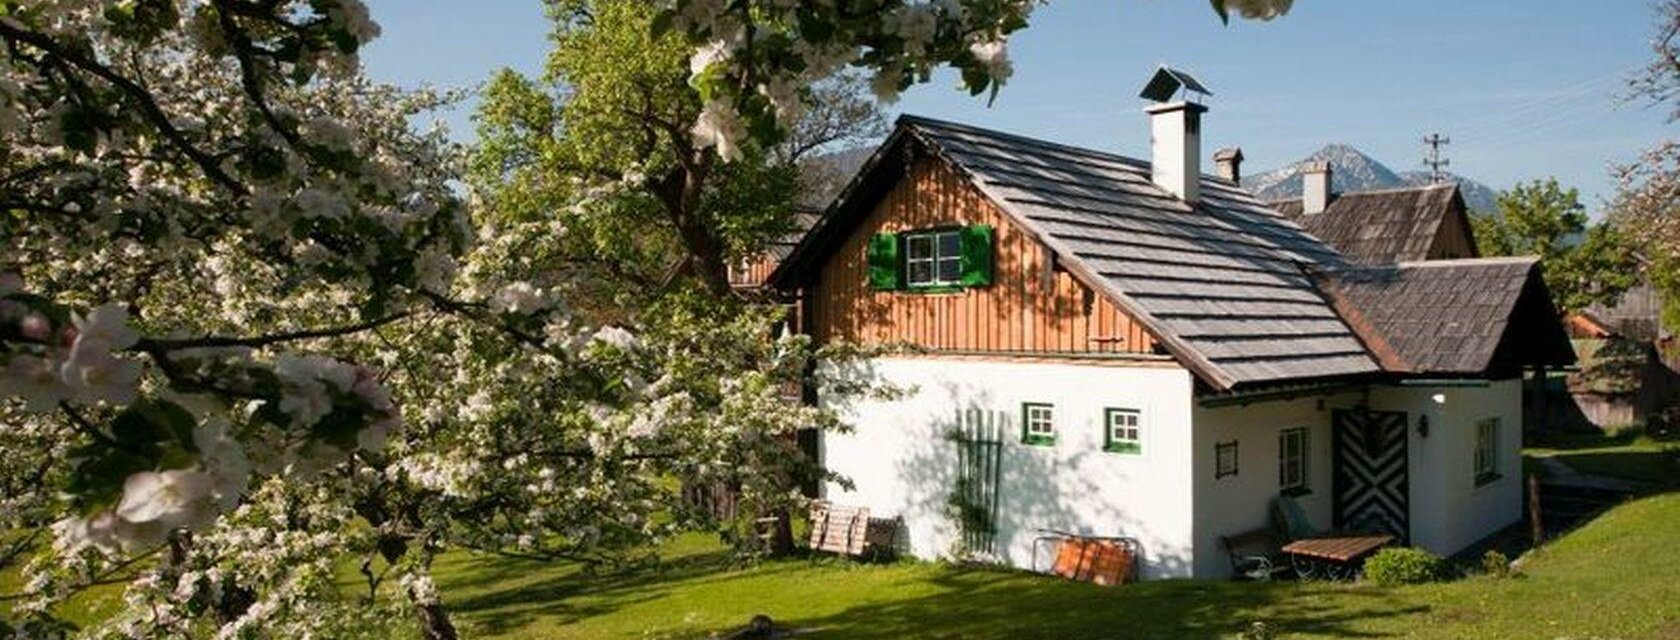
[729,254,780,289]
[808,157,1158,355]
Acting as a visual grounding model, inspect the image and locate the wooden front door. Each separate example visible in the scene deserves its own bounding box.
[1332,408,1409,540]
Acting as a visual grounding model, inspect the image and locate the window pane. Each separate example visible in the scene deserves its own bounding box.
[937,231,960,257]
[907,235,932,261]
[908,261,932,284]
[937,257,961,282]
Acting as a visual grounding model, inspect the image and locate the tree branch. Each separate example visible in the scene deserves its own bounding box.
[0,19,248,195]
[135,312,412,351]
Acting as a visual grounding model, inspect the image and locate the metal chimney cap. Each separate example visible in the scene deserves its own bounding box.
[1140,66,1213,103]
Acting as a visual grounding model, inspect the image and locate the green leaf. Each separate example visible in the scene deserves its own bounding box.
[650,10,673,38]
[1210,0,1231,24]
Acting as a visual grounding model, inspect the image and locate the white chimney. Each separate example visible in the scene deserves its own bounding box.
[1146,101,1207,204]
[1301,160,1332,214]
[1213,147,1243,184]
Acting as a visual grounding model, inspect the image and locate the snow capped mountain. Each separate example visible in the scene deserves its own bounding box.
[1246,144,1499,213]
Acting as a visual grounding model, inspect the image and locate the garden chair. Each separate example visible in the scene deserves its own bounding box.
[1221,528,1289,581]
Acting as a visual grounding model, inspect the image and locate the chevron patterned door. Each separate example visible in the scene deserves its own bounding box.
[1331,409,1409,540]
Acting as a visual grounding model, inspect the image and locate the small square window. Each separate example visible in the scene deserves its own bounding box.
[1215,440,1239,479]
[1021,403,1055,446]
[1279,428,1309,495]
[1104,408,1141,454]
[1474,417,1501,486]
[905,229,963,288]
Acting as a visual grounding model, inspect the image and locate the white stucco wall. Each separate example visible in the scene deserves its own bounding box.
[1189,392,1357,577]
[1370,379,1525,556]
[821,357,1198,579]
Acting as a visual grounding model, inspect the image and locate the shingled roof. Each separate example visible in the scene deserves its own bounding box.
[1322,258,1575,375]
[774,115,1381,391]
[1271,184,1471,264]
[771,116,1572,392]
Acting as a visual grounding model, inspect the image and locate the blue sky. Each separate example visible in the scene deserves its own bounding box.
[362,1,1667,209]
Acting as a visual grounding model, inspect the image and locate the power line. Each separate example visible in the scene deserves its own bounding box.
[1422,133,1451,183]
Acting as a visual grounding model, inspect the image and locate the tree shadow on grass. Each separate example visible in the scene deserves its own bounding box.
[440,548,827,636]
[700,568,1430,640]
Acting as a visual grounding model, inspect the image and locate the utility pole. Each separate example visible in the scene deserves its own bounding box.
[1422,133,1451,183]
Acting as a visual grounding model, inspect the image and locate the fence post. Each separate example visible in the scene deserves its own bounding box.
[1528,473,1544,546]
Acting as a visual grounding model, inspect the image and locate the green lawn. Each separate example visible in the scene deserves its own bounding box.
[430,493,1680,640]
[1526,430,1680,486]
[12,494,1680,638]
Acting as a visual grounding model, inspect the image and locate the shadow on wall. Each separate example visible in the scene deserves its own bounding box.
[888,384,1191,578]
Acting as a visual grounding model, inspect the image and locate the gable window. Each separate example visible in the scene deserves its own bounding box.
[867,225,993,291]
[905,229,963,287]
[1215,440,1239,479]
[1103,408,1142,454]
[1278,428,1309,495]
[1474,418,1501,486]
[1021,402,1055,446]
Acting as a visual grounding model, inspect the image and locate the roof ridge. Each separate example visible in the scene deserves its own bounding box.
[1266,183,1457,206]
[1328,256,1539,271]
[899,113,1244,184]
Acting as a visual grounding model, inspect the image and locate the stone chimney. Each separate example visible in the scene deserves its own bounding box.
[1213,147,1243,184]
[1301,160,1332,214]
[1146,101,1207,204]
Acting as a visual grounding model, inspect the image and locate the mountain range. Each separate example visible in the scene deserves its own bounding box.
[1244,144,1500,213]
[802,141,1501,213]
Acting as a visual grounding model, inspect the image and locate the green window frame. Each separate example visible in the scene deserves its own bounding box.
[1474,417,1501,486]
[1021,402,1055,446]
[1103,408,1142,454]
[1278,428,1309,495]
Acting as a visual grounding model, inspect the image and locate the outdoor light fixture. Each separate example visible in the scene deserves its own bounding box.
[1417,415,1430,439]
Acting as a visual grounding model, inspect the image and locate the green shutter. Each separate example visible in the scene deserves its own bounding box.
[867,232,901,290]
[959,224,994,287]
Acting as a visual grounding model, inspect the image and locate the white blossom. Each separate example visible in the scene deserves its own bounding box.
[968,39,1012,83]
[690,99,747,163]
[491,281,547,315]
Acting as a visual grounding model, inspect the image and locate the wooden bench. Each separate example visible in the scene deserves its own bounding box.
[1282,533,1394,580]
[808,503,870,557]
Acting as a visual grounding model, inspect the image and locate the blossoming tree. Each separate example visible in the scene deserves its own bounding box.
[0,0,1290,637]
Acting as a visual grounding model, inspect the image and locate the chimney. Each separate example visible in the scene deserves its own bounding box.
[1138,66,1213,205]
[1301,160,1332,214]
[1146,101,1207,204]
[1213,147,1244,184]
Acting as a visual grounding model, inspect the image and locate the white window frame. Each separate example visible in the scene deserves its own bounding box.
[1021,402,1055,446]
[1474,417,1501,486]
[904,229,963,288]
[1278,427,1309,494]
[1104,408,1142,454]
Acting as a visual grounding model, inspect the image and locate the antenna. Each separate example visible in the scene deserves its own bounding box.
[1422,133,1451,183]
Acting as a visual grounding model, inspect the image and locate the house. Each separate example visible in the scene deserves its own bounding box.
[729,206,823,290]
[768,68,1574,579]
[1267,167,1479,265]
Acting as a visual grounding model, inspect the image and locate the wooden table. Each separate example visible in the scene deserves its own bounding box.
[1282,534,1394,580]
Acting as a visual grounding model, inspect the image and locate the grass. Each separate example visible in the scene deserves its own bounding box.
[1526,429,1680,487]
[11,494,1679,638]
[428,493,1680,640]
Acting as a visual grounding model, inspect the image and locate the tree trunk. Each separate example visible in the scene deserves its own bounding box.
[355,491,460,640]
[410,584,460,640]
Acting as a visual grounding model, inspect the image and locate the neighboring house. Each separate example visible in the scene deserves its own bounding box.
[729,207,824,290]
[1268,168,1479,265]
[768,69,1574,579]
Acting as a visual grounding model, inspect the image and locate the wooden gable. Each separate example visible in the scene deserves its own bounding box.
[805,155,1159,356]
